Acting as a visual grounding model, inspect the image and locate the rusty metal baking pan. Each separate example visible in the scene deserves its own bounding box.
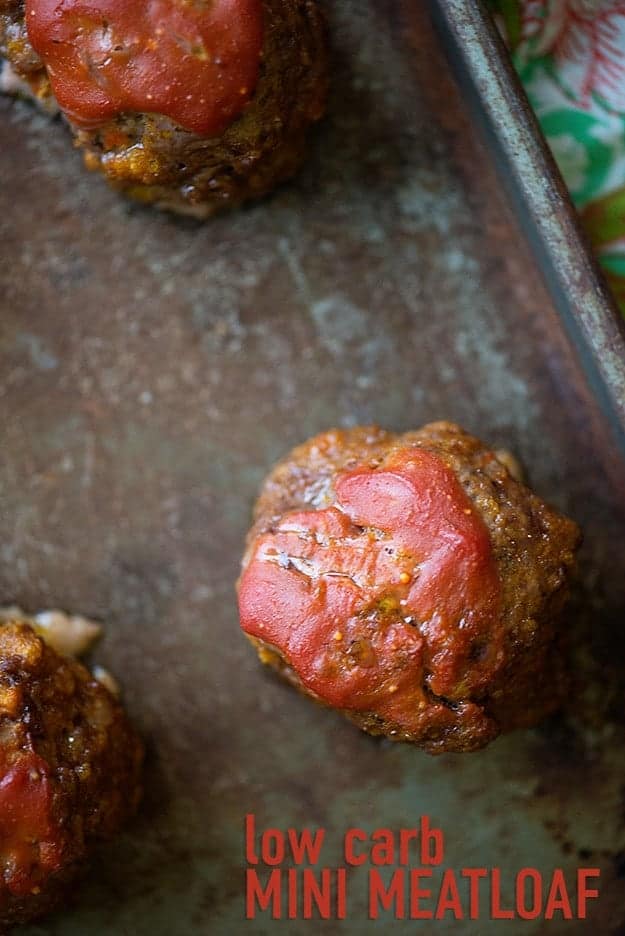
[429,0,625,457]
[1,2,625,934]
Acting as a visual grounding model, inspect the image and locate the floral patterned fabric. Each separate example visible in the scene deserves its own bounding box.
[491,0,625,310]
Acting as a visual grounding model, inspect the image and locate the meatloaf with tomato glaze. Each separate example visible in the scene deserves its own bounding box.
[238,422,581,754]
[0,619,143,929]
[0,0,328,216]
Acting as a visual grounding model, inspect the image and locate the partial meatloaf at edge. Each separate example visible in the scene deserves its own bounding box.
[0,0,329,216]
[0,620,143,929]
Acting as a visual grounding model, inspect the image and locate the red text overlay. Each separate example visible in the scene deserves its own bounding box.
[244,814,600,922]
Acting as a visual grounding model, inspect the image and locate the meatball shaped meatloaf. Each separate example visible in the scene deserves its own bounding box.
[0,619,143,929]
[238,423,581,754]
[0,0,328,216]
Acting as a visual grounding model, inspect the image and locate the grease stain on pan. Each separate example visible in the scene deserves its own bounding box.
[14,332,59,371]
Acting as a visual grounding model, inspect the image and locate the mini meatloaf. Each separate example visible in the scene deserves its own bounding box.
[0,0,328,216]
[238,422,581,754]
[0,619,143,929]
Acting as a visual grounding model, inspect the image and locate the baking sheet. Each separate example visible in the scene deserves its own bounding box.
[0,2,624,933]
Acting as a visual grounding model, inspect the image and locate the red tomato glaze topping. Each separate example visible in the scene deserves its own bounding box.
[25,0,265,136]
[239,448,503,733]
[0,750,63,897]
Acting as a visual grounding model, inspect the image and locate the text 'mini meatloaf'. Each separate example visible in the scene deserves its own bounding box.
[238,422,581,754]
[0,618,143,930]
[0,0,328,216]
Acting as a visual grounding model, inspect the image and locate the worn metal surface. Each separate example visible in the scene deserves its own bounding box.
[0,2,624,933]
[429,0,625,456]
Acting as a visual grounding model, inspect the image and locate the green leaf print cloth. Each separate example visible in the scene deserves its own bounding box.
[491,1,625,311]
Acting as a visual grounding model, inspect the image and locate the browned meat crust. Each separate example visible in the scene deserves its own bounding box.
[0,621,143,929]
[0,0,329,216]
[240,422,581,753]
